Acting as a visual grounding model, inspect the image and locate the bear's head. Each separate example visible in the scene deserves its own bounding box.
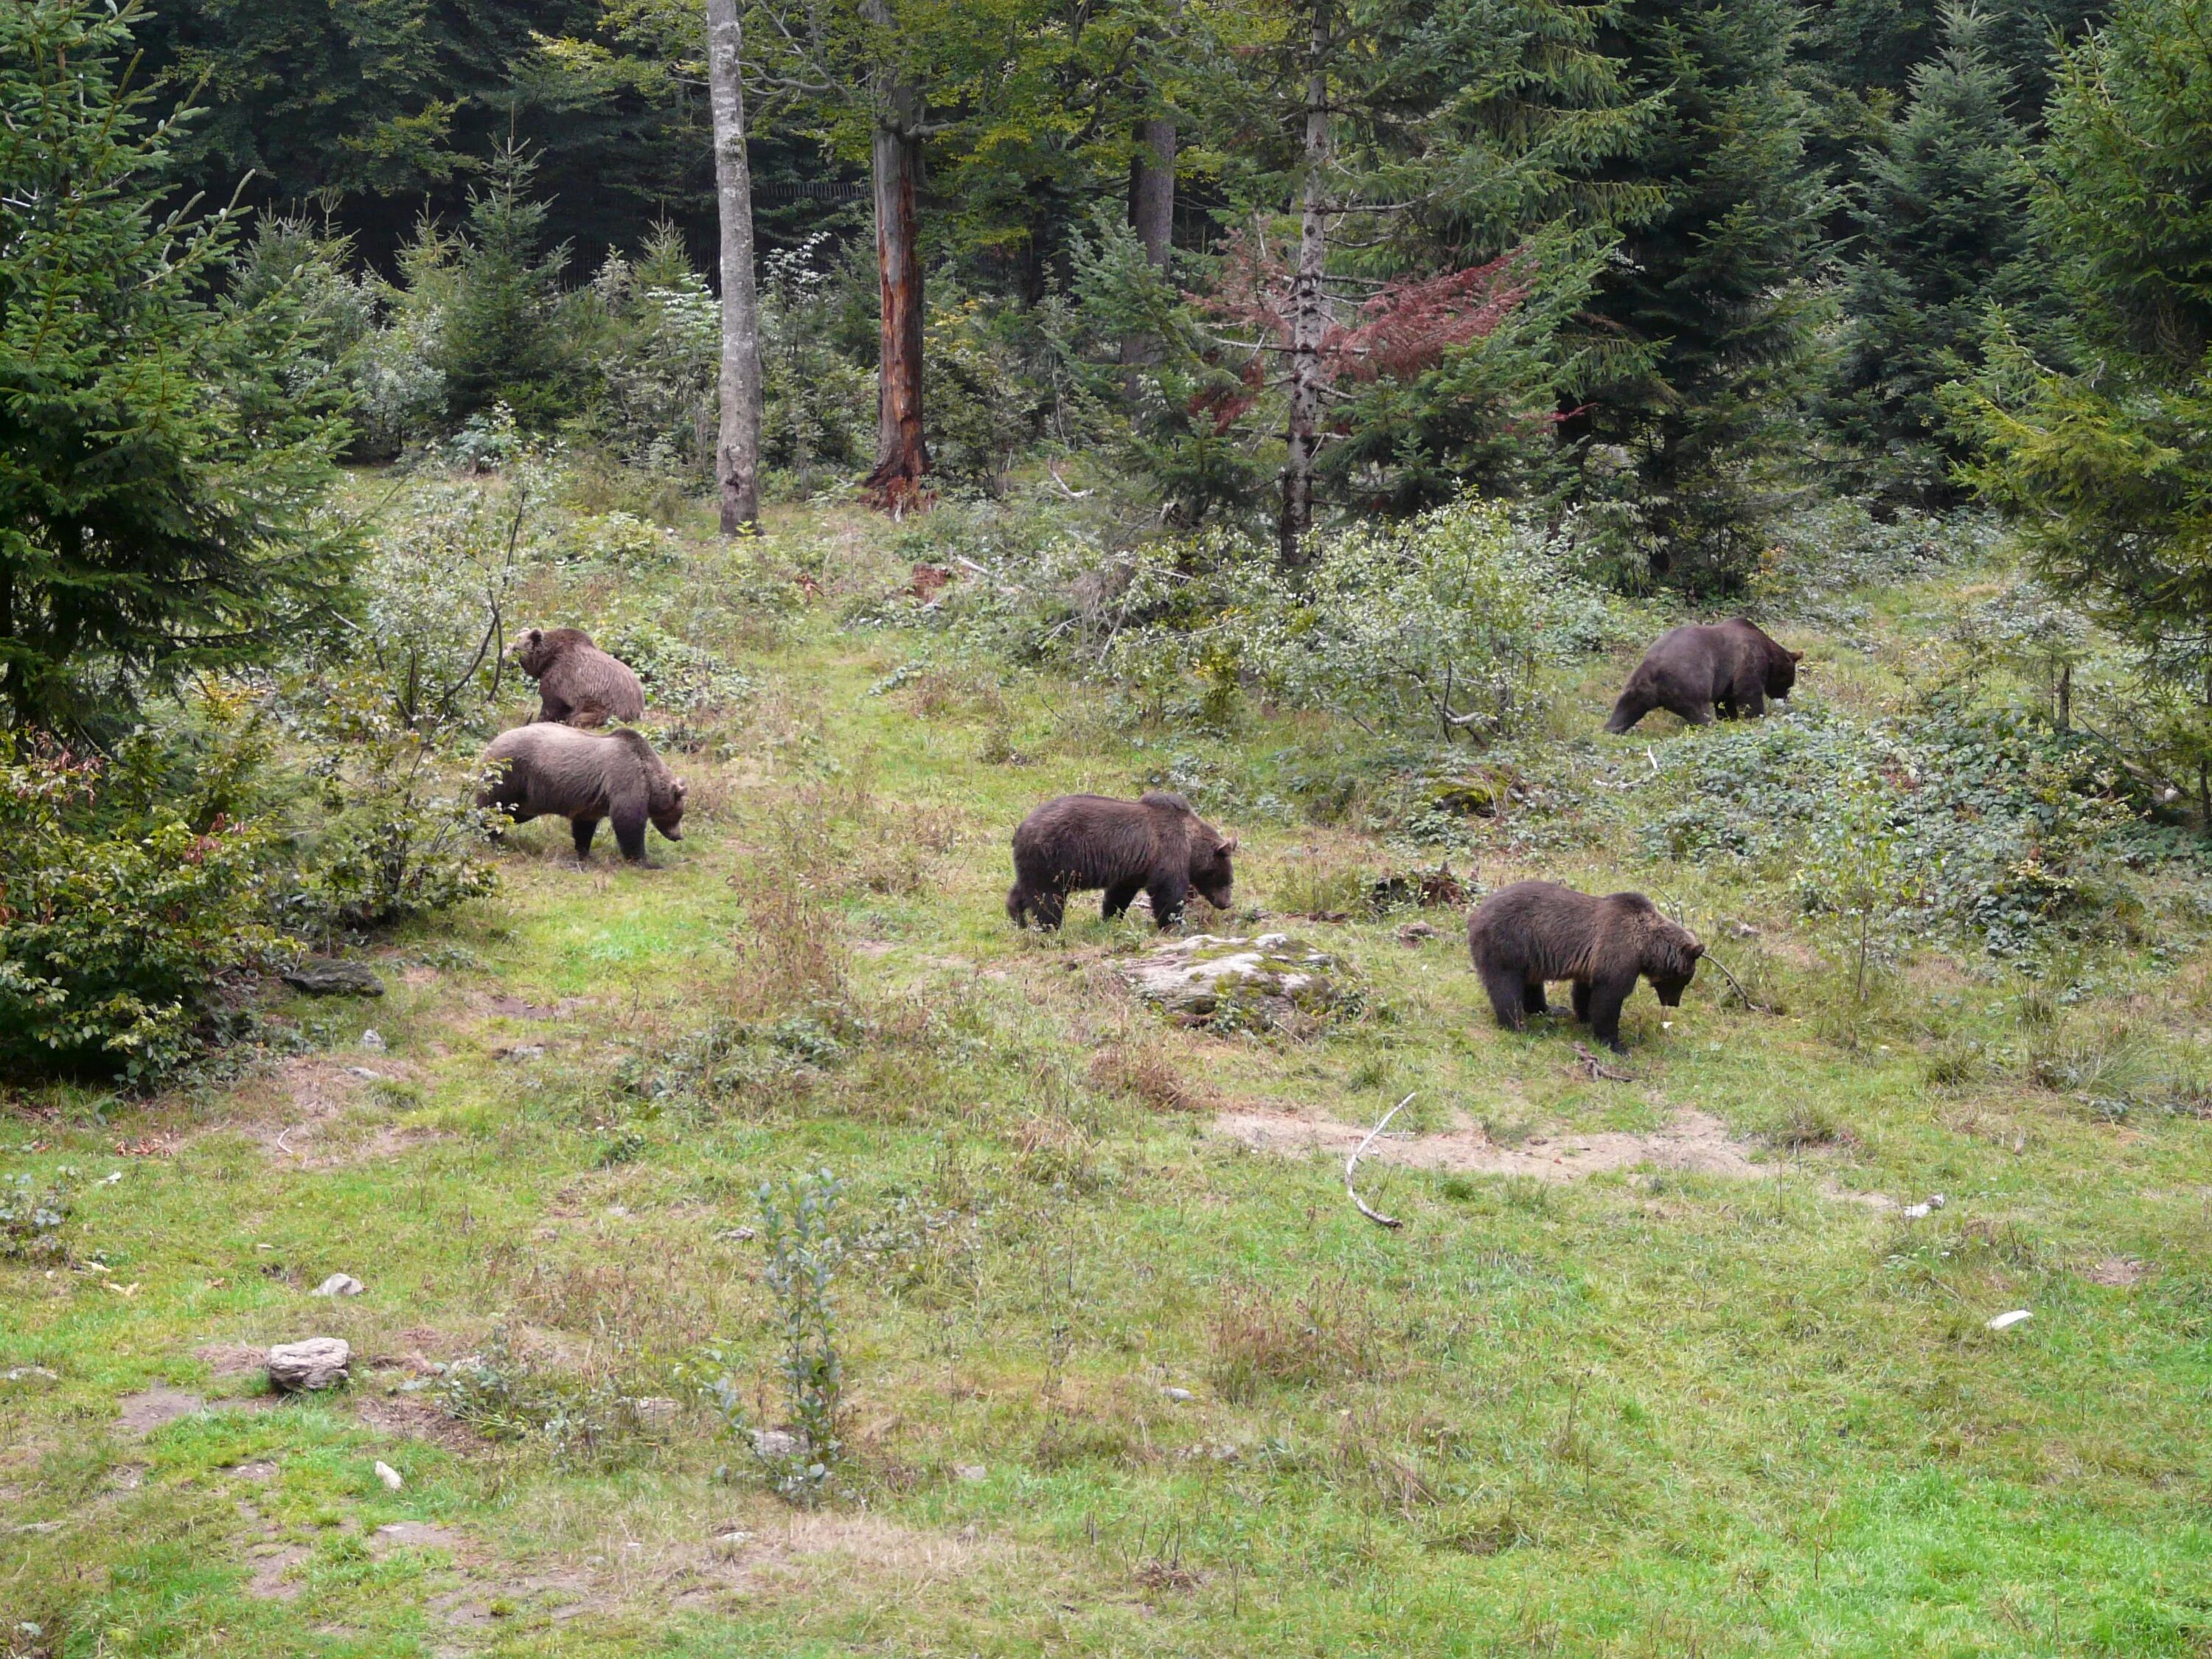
[1764,640,1804,700]
[1644,915,1704,1006]
[647,763,687,842]
[512,627,592,681]
[1188,829,1237,912]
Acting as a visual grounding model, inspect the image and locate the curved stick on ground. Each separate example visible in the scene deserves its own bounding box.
[1346,1093,1415,1231]
[1703,953,1774,1015]
[1572,1043,1635,1082]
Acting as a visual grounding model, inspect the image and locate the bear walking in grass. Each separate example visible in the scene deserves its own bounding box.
[512,627,646,728]
[479,724,686,863]
[1467,880,1702,1052]
[1604,618,1802,733]
[1007,791,1237,930]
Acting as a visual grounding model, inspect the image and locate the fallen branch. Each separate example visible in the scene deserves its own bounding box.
[1703,953,1775,1015]
[1571,1043,1634,1082]
[1346,1093,1414,1230]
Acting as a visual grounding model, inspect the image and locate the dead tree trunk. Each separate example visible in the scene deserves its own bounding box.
[706,0,762,532]
[1278,0,1332,568]
[1119,116,1177,378]
[863,13,931,512]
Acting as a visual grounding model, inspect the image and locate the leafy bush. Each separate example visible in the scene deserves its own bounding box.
[428,1324,662,1467]
[0,738,279,1082]
[0,1168,72,1259]
[943,498,1618,742]
[598,622,756,716]
[759,236,875,494]
[580,223,719,473]
[1636,698,2136,956]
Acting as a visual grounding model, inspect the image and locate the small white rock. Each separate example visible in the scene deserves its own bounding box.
[359,1030,387,1052]
[1902,1194,1948,1220]
[311,1273,364,1298]
[1986,1309,2033,1332]
[374,1461,403,1491]
[1161,1386,1195,1403]
[954,1464,987,1483]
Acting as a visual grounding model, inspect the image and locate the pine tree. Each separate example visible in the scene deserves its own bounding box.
[436,145,579,427]
[1950,0,2212,815]
[1827,4,2036,504]
[1576,0,1831,591]
[0,0,353,733]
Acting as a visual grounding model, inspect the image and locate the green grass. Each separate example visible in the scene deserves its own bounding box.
[4,492,2211,1658]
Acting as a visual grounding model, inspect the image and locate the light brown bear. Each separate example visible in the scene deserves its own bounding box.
[512,627,646,728]
[479,723,684,863]
[1467,880,1702,1052]
[1006,791,1236,930]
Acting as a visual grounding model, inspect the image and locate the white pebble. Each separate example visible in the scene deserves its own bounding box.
[374,1461,403,1491]
[1986,1310,2033,1332]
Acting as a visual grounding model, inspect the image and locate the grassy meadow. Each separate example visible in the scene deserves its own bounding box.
[4,481,2211,1659]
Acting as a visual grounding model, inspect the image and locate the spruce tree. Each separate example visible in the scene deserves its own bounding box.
[1950,0,2212,813]
[436,145,578,427]
[1576,0,1830,591]
[0,0,352,734]
[1827,4,2036,504]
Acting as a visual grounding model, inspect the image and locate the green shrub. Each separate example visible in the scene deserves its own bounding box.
[0,738,279,1082]
[0,1167,72,1259]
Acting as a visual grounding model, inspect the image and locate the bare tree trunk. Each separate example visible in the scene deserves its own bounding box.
[1278,0,1332,568]
[1119,116,1176,378]
[863,10,930,512]
[706,0,762,532]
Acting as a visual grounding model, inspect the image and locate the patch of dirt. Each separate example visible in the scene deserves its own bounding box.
[476,992,585,1020]
[195,1342,268,1378]
[207,1054,417,1161]
[355,1390,483,1453]
[117,1386,208,1436]
[853,939,897,958]
[1213,1104,1764,1180]
[2084,1256,2148,1287]
[222,1459,280,1483]
[373,1520,464,1554]
[663,1511,992,1611]
[246,1542,311,1601]
[295,1121,445,1172]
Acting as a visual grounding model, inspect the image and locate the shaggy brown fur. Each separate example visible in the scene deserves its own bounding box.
[1466,880,1702,1052]
[512,627,646,728]
[1006,791,1237,930]
[478,723,686,863]
[1604,619,1802,733]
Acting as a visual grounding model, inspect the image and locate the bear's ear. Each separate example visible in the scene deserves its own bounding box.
[1220,836,1239,855]
[1686,940,1705,959]
[1788,649,1804,661]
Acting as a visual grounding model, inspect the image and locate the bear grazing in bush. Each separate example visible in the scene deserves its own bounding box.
[1604,619,1802,733]
[1467,880,1702,1052]
[478,723,685,863]
[1006,791,1237,930]
[512,627,646,728]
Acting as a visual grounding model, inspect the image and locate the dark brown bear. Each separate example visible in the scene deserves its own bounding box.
[512,627,646,728]
[479,723,686,863]
[1467,880,1702,1052]
[1604,618,1803,733]
[1006,791,1237,930]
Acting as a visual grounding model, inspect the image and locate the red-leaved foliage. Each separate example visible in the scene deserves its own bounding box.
[1187,232,1534,431]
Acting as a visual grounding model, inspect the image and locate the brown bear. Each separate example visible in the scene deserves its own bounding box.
[1006,791,1237,930]
[1467,880,1702,1052]
[1604,618,1802,733]
[512,627,646,728]
[478,723,686,863]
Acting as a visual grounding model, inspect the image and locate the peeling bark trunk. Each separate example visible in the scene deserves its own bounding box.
[1119,116,1177,376]
[863,15,930,513]
[1279,0,1332,568]
[706,0,762,532]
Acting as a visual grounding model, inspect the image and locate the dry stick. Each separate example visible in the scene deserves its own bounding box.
[1346,1093,1415,1231]
[1703,953,1775,1015]
[1571,1043,1634,1082]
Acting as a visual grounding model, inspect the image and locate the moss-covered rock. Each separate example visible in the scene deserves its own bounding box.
[1120,933,1344,1030]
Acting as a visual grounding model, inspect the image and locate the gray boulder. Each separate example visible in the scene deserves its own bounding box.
[1121,933,1341,1029]
[280,961,385,998]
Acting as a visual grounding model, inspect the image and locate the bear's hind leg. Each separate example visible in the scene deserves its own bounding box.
[1479,962,1529,1032]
